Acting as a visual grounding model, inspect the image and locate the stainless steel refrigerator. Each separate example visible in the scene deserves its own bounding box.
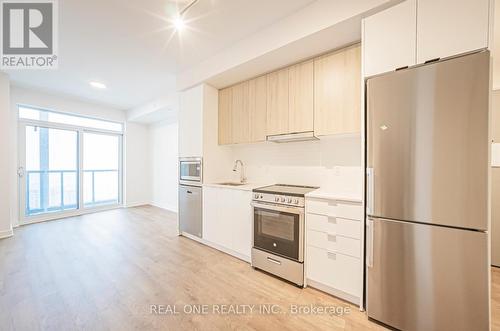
[366,51,490,331]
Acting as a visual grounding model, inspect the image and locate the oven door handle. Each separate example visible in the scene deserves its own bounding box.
[251,202,304,215]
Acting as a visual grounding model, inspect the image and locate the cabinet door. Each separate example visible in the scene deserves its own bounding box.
[231,82,250,144]
[203,187,220,243]
[266,68,289,136]
[288,59,314,133]
[218,87,232,145]
[179,86,204,156]
[230,190,252,258]
[417,0,490,64]
[216,189,236,249]
[362,0,417,77]
[248,75,267,142]
[314,45,361,136]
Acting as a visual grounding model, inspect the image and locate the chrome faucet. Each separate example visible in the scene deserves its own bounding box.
[233,160,247,183]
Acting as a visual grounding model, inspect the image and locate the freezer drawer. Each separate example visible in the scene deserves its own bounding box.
[366,217,489,331]
[179,185,202,238]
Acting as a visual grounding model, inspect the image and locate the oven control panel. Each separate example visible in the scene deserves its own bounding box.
[252,192,305,207]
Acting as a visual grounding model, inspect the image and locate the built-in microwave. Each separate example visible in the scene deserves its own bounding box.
[179,157,202,185]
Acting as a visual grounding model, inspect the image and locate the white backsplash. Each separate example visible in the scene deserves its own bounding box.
[226,135,363,197]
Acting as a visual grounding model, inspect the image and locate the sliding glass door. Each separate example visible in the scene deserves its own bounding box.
[22,125,79,216]
[83,132,120,207]
[18,106,123,224]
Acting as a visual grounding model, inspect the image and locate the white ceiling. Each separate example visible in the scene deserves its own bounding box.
[3,0,317,109]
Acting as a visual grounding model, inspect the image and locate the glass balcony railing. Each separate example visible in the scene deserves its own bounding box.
[26,169,119,216]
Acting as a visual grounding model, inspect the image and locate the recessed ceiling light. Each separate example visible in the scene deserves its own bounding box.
[173,16,186,31]
[172,0,199,32]
[90,81,106,89]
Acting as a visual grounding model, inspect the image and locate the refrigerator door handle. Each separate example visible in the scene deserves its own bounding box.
[366,168,374,215]
[366,218,374,268]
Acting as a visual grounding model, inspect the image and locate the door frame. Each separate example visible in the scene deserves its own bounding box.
[18,119,124,225]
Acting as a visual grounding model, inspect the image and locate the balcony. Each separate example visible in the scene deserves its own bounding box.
[26,169,119,216]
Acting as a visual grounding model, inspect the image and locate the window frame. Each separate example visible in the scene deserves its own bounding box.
[17,105,124,224]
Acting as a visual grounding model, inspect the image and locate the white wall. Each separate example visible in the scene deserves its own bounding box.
[124,123,151,207]
[9,86,151,226]
[225,136,363,197]
[150,121,179,212]
[0,73,12,238]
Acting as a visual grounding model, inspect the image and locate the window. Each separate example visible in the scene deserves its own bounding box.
[25,126,79,216]
[19,105,123,222]
[83,133,120,207]
[19,106,123,132]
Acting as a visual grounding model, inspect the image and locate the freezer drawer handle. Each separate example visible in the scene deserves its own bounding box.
[327,217,337,224]
[266,257,282,265]
[327,234,337,242]
[187,190,192,194]
[366,219,374,268]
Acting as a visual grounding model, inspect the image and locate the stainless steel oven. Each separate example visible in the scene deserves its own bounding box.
[179,157,202,185]
[252,201,304,262]
[250,185,316,287]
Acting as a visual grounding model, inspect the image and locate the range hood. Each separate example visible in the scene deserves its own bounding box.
[266,131,319,143]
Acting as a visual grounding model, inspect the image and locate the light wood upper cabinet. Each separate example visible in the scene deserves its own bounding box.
[218,87,232,145]
[231,81,250,144]
[288,60,314,133]
[416,0,490,64]
[218,44,362,144]
[248,75,267,142]
[314,44,361,136]
[266,68,289,136]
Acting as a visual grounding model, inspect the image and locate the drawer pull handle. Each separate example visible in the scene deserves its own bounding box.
[328,217,337,224]
[327,234,337,242]
[327,252,336,260]
[267,257,282,265]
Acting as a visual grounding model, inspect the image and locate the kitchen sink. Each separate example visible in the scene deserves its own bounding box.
[216,182,246,186]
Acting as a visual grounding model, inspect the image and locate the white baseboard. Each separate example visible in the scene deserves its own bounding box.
[180,232,251,263]
[125,202,151,208]
[306,278,360,307]
[0,228,14,239]
[150,203,178,213]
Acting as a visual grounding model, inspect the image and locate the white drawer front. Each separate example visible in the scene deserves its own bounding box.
[307,245,361,297]
[307,229,360,258]
[306,199,363,220]
[307,213,361,239]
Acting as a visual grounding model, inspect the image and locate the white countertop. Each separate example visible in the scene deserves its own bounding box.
[203,182,269,191]
[306,189,362,203]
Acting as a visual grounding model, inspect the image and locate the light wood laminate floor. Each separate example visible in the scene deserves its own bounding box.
[0,206,498,331]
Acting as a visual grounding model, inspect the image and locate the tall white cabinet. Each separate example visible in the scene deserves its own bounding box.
[363,0,492,77]
[362,0,417,78]
[179,85,204,157]
[417,0,491,64]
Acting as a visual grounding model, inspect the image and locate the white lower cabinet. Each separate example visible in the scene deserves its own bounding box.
[305,197,363,305]
[202,186,252,260]
[307,246,361,296]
